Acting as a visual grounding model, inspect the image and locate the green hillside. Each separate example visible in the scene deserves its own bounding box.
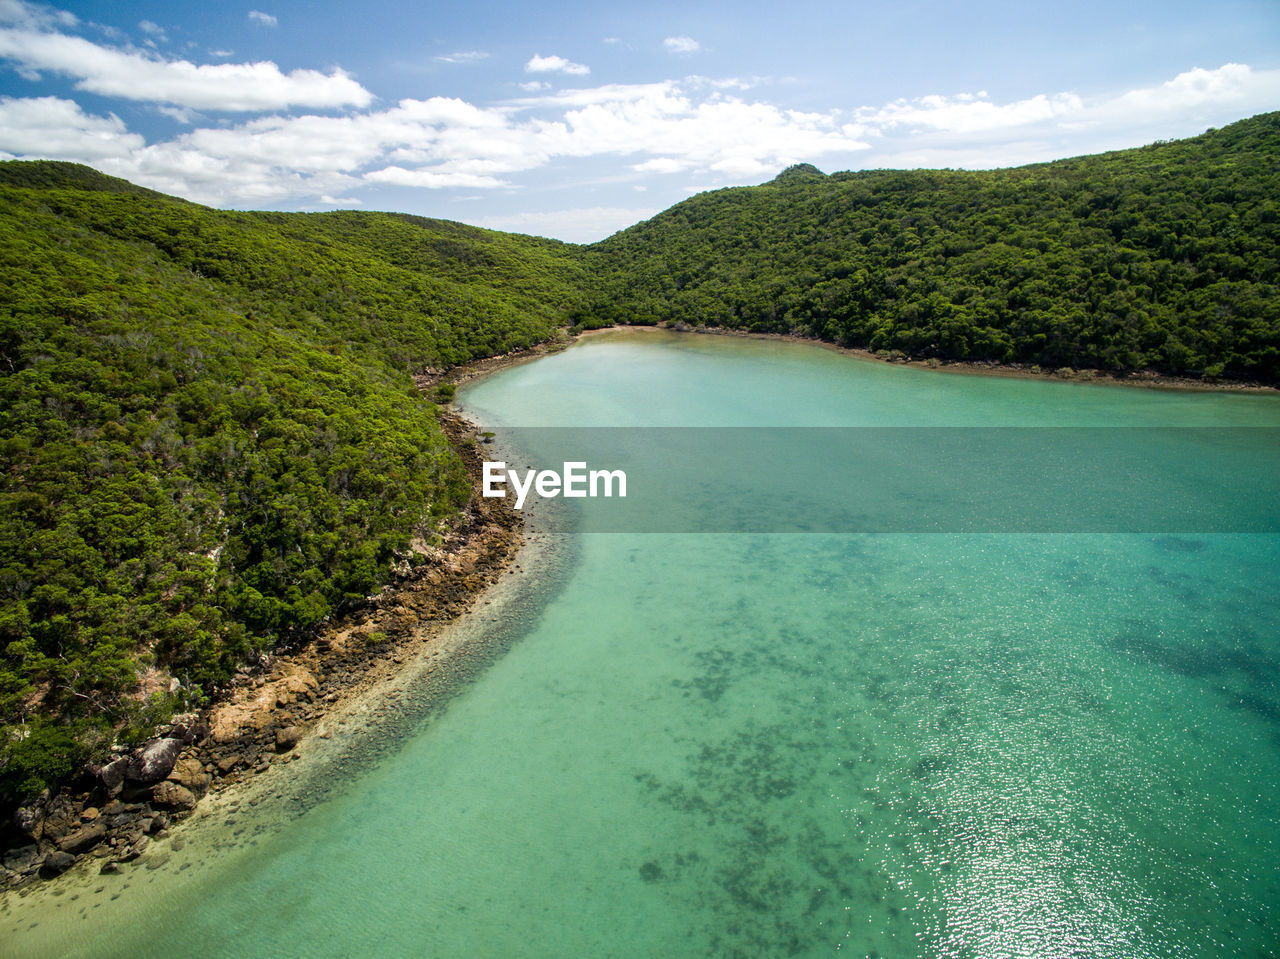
[0,163,587,801]
[584,112,1280,380]
[3,112,1279,805]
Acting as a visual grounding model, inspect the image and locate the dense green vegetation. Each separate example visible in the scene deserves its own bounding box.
[0,163,587,802]
[2,112,1278,806]
[585,112,1280,380]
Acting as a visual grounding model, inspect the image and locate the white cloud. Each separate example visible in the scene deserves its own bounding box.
[0,26,372,110]
[0,0,75,30]
[0,95,143,160]
[0,77,865,206]
[472,206,659,244]
[857,64,1280,139]
[434,50,488,64]
[532,83,869,175]
[860,91,1084,133]
[138,19,166,42]
[633,157,684,174]
[3,49,1276,240]
[364,166,507,189]
[511,81,680,109]
[247,10,277,27]
[663,36,700,55]
[156,105,194,124]
[525,53,590,76]
[209,48,233,58]
[850,63,1280,168]
[1098,63,1278,123]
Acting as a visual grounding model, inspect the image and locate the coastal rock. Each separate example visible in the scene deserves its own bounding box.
[165,712,202,743]
[118,836,148,862]
[39,851,76,878]
[96,756,129,793]
[12,803,42,839]
[127,738,184,783]
[57,823,106,854]
[167,757,211,796]
[208,666,316,744]
[151,781,197,810]
[37,797,78,843]
[275,726,301,752]
[2,844,39,873]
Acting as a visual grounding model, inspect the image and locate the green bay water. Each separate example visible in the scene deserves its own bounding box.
[4,330,1279,957]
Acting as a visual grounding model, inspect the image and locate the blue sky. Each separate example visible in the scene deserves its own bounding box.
[1,0,1278,242]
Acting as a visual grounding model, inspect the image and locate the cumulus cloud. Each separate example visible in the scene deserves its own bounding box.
[247,10,277,27]
[860,90,1084,133]
[0,95,143,160]
[364,166,507,189]
[0,26,372,110]
[1099,63,1278,123]
[850,63,1280,168]
[3,42,1276,239]
[524,81,868,174]
[859,64,1280,139]
[473,206,661,244]
[525,53,590,76]
[663,36,700,55]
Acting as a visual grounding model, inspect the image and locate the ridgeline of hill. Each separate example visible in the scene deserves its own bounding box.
[2,112,1279,805]
[584,113,1279,380]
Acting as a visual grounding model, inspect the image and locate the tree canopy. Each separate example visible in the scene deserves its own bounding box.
[584,112,1280,380]
[0,163,587,801]
[2,111,1278,803]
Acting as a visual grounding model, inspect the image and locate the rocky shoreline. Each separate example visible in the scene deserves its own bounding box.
[0,408,525,893]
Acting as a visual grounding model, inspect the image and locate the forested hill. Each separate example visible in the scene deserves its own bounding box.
[583,111,1280,381]
[2,112,1279,805]
[0,162,587,802]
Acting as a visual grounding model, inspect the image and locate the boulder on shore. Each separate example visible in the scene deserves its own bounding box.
[56,823,106,854]
[12,803,42,839]
[167,757,212,796]
[275,726,301,752]
[39,851,76,878]
[95,756,129,793]
[151,781,197,810]
[127,738,184,783]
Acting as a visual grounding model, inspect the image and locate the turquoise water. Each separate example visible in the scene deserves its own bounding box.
[5,331,1279,957]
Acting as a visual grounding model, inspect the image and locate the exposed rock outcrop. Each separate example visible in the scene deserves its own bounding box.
[126,738,184,784]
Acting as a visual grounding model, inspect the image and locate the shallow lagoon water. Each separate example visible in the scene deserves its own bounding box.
[4,331,1279,957]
